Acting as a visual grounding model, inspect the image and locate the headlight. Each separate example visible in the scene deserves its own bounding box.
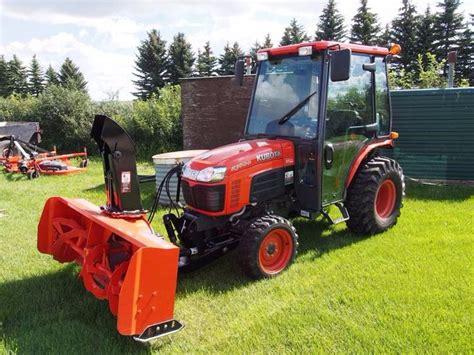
[181,164,198,180]
[196,166,227,182]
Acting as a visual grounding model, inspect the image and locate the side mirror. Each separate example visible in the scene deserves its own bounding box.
[234,59,245,86]
[330,49,351,82]
[362,62,376,72]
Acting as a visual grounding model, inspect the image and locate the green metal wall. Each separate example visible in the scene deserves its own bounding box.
[389,88,474,181]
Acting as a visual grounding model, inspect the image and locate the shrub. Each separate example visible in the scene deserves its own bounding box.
[36,85,94,151]
[0,93,39,122]
[128,85,182,158]
[0,85,182,158]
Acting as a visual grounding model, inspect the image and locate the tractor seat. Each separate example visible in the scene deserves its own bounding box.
[326,110,360,136]
[39,160,68,171]
[265,120,295,136]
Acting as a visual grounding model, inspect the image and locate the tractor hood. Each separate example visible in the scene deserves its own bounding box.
[184,138,295,177]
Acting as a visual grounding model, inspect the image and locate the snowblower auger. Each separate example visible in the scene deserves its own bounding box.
[37,115,183,341]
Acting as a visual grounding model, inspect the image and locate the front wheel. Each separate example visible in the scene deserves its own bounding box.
[238,215,298,279]
[345,156,404,235]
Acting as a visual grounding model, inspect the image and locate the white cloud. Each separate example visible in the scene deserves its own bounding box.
[1,0,472,101]
[2,32,136,101]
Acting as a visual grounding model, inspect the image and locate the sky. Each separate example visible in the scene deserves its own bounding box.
[0,0,472,101]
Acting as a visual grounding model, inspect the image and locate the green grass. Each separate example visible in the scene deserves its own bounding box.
[1,160,473,353]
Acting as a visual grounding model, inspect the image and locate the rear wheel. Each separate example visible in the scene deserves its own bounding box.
[345,156,404,235]
[238,215,298,279]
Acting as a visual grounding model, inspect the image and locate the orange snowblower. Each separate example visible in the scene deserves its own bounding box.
[38,115,183,341]
[0,135,88,179]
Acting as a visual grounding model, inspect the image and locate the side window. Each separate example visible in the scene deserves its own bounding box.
[375,57,390,136]
[326,54,373,139]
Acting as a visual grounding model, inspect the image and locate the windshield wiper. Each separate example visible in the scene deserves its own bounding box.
[278,90,319,125]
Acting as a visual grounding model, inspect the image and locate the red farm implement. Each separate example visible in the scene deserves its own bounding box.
[0,135,88,179]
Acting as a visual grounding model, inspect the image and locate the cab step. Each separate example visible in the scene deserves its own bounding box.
[322,202,350,225]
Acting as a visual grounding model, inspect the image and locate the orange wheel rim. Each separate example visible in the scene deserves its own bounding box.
[375,179,396,219]
[258,228,293,274]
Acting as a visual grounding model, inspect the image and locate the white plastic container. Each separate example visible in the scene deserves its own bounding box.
[152,150,208,205]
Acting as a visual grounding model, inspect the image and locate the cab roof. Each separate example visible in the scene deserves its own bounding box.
[258,40,389,57]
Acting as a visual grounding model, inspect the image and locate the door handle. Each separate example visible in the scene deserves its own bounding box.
[324,143,334,169]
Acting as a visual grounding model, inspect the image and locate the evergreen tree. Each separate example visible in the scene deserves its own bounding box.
[218,42,243,75]
[280,18,310,46]
[315,0,346,41]
[58,57,87,92]
[28,54,44,96]
[45,65,59,86]
[196,41,217,77]
[7,55,28,95]
[390,0,420,72]
[250,34,273,63]
[0,55,9,97]
[377,24,392,47]
[167,32,195,85]
[133,29,168,99]
[350,0,381,45]
[417,6,437,69]
[249,40,261,64]
[433,0,465,75]
[262,33,273,48]
[456,23,474,84]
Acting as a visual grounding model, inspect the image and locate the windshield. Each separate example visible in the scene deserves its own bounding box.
[246,55,322,139]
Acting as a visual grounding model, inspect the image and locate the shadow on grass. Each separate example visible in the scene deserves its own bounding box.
[1,218,367,353]
[0,266,151,354]
[2,172,26,182]
[81,181,158,210]
[406,181,474,201]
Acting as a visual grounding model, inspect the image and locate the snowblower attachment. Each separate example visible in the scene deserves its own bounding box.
[37,115,182,341]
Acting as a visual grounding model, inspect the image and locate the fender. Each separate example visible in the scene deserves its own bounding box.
[344,137,395,188]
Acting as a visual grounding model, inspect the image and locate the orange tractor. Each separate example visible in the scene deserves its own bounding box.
[37,41,404,341]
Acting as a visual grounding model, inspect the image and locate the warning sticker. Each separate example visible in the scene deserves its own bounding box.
[121,171,131,193]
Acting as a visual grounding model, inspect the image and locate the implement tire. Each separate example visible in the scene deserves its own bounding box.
[238,215,298,279]
[345,156,404,235]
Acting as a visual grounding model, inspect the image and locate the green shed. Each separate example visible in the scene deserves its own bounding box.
[390,88,474,181]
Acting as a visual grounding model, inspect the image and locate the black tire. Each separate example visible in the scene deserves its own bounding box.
[27,170,40,179]
[238,215,298,279]
[80,159,88,168]
[345,156,405,235]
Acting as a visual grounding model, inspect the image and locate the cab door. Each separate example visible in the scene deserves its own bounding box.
[321,54,375,205]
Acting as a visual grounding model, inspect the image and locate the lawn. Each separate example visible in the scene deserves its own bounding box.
[0,160,473,353]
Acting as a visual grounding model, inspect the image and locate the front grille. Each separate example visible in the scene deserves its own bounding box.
[250,168,285,203]
[182,180,225,212]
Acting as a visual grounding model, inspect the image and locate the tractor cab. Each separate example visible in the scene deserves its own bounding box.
[237,41,395,213]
